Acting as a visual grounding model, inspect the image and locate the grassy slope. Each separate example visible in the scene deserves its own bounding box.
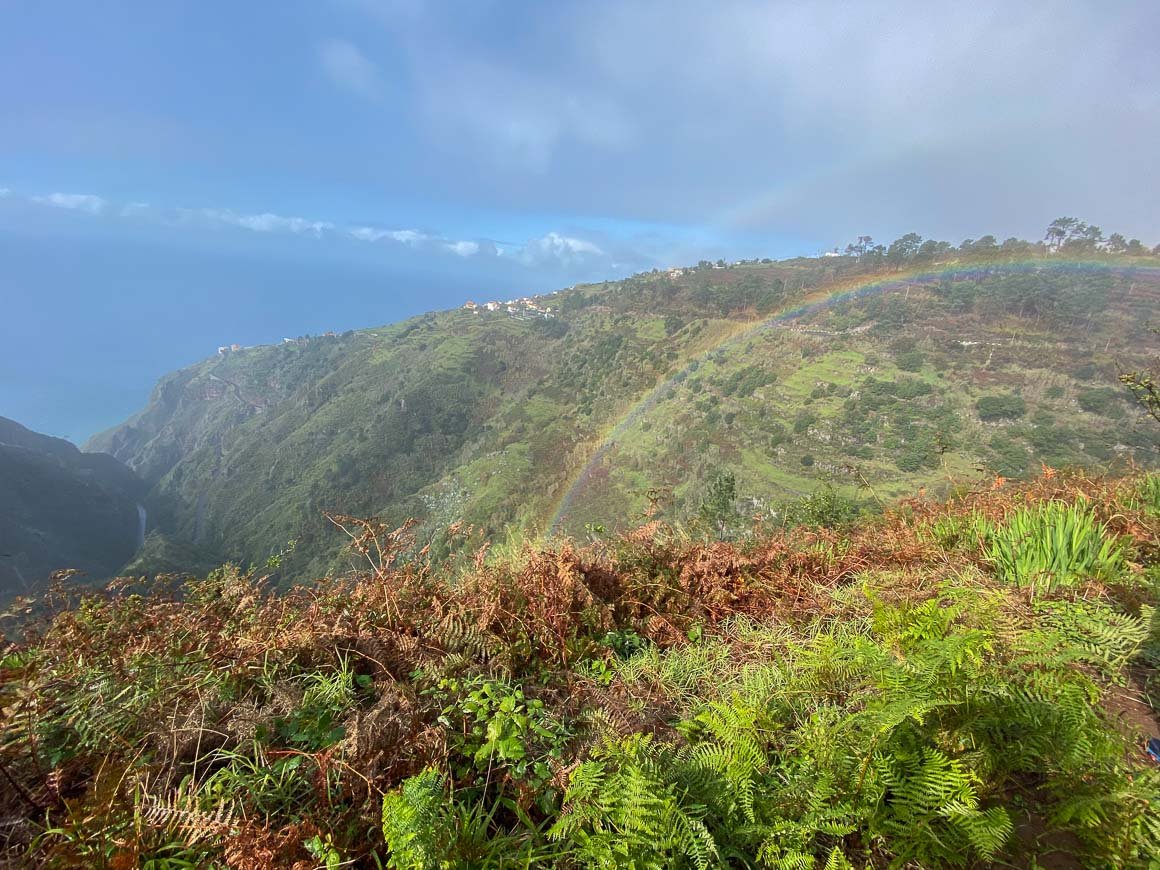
[87,255,1160,580]
[2,471,1159,867]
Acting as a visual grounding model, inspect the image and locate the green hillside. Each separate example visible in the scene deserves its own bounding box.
[0,417,144,601]
[88,241,1160,581]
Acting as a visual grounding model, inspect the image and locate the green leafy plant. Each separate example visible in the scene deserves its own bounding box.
[382,768,558,869]
[985,499,1124,593]
[304,833,344,870]
[699,469,742,540]
[435,677,571,795]
[267,659,357,750]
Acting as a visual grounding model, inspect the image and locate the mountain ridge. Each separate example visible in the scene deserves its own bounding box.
[0,416,144,600]
[87,246,1160,580]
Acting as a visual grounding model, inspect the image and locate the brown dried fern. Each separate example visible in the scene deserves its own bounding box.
[139,792,238,846]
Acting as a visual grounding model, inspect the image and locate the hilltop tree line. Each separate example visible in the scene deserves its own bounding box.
[628,218,1157,279]
[840,217,1157,266]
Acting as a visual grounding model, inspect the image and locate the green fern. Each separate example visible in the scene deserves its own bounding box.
[1036,599,1151,676]
[381,768,448,870]
[550,735,723,869]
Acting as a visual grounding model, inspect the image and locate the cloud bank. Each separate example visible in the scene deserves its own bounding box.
[13,187,618,271]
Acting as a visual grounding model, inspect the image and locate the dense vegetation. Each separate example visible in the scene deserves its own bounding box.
[85,225,1160,585]
[2,470,1159,867]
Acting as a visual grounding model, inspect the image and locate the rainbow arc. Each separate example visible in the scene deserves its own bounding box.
[545,257,1160,533]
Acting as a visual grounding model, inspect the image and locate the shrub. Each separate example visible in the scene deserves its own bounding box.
[1077,387,1125,417]
[976,394,1027,421]
[433,676,571,799]
[897,438,939,472]
[768,422,788,447]
[896,350,926,371]
[895,377,932,399]
[793,410,818,434]
[989,434,1030,477]
[779,485,860,528]
[699,469,742,539]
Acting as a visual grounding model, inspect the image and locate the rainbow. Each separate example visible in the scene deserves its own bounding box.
[545,256,1160,534]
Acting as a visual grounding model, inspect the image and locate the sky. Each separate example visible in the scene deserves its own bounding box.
[2,0,1158,443]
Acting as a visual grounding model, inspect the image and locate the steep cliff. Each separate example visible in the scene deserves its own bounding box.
[0,417,144,599]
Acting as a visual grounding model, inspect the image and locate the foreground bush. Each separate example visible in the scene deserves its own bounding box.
[1,471,1159,867]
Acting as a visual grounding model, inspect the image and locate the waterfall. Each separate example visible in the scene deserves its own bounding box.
[136,504,147,549]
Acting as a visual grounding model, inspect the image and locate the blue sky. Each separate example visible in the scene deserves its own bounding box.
[2,1,1158,442]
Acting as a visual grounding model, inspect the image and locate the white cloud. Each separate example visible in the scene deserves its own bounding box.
[345,223,608,267]
[121,201,150,216]
[318,38,382,98]
[348,226,434,245]
[516,231,603,265]
[31,192,106,214]
[199,208,333,236]
[349,226,391,242]
[387,229,428,245]
[0,187,11,198]
[444,240,480,256]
